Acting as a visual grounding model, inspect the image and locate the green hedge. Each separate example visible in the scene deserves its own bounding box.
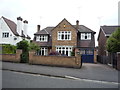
[1,44,17,54]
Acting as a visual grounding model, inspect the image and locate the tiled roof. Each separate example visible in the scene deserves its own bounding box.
[34,27,54,35]
[35,25,95,35]
[2,16,19,36]
[101,26,120,35]
[34,19,96,47]
[2,16,31,39]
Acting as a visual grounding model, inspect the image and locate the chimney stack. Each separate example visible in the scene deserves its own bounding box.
[76,20,79,29]
[17,17,23,36]
[23,20,28,37]
[37,25,40,32]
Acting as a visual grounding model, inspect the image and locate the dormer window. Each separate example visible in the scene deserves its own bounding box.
[81,33,91,40]
[36,35,48,42]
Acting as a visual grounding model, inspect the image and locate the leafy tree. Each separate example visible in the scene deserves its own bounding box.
[17,40,29,52]
[17,40,40,63]
[29,42,40,51]
[17,40,29,63]
[106,28,120,53]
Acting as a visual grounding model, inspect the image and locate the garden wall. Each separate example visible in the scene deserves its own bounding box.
[29,50,82,68]
[0,49,22,62]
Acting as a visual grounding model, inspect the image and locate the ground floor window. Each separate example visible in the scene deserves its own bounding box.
[56,46,73,56]
[37,47,48,56]
[80,49,94,55]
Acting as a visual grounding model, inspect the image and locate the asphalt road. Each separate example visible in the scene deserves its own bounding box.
[2,70,119,88]
[2,62,119,82]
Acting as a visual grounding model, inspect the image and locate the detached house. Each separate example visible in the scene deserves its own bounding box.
[33,19,96,63]
[0,16,31,45]
[97,25,120,64]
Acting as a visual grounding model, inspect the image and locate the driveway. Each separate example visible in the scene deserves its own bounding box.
[2,61,119,83]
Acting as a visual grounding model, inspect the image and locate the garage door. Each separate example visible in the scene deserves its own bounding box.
[82,54,94,63]
[80,49,94,63]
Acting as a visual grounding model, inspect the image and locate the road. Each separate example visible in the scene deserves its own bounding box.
[2,70,119,88]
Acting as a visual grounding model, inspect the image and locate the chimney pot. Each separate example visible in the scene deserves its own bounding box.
[76,20,79,25]
[23,20,28,24]
[17,16,23,21]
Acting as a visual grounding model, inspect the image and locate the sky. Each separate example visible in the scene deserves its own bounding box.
[0,0,119,46]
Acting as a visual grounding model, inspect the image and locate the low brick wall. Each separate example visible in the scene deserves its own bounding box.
[29,50,82,68]
[0,49,22,63]
[117,52,120,70]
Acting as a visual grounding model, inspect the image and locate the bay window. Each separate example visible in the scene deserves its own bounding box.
[56,46,73,56]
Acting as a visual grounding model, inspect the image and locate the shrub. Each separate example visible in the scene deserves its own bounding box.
[17,40,29,52]
[2,44,17,54]
[29,42,40,51]
[49,51,60,56]
[71,51,75,56]
[20,52,29,63]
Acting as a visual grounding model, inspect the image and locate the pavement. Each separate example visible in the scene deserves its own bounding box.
[1,61,119,83]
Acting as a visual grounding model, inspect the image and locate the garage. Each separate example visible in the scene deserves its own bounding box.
[80,49,94,63]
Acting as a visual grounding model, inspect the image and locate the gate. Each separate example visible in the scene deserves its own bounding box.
[82,54,94,63]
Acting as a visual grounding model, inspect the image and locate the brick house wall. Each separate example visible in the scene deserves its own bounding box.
[98,29,107,56]
[51,19,77,51]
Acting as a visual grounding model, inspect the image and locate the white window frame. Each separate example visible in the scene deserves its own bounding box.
[36,35,48,42]
[81,33,91,40]
[37,47,48,56]
[2,32,9,38]
[56,46,73,56]
[58,31,71,40]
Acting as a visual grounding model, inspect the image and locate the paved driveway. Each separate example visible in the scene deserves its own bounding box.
[2,61,119,83]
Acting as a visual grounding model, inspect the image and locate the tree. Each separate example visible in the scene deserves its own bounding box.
[17,40,29,52]
[17,40,29,63]
[17,40,40,63]
[29,42,40,51]
[106,28,120,53]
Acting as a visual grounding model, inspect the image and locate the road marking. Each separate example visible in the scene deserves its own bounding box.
[65,75,119,85]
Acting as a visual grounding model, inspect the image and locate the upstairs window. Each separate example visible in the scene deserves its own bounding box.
[2,33,9,38]
[58,31,71,40]
[36,35,48,42]
[81,33,91,40]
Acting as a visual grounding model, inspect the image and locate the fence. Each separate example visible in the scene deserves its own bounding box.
[97,52,120,70]
[29,50,82,68]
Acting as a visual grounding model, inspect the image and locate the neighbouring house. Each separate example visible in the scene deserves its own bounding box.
[97,25,120,65]
[0,16,31,45]
[33,18,96,63]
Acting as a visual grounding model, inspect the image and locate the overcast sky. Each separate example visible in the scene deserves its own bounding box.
[0,0,119,46]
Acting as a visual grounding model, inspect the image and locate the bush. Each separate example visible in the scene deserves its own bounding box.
[17,40,40,63]
[29,42,40,51]
[2,44,17,54]
[20,52,29,63]
[71,51,75,56]
[17,40,29,52]
[49,51,60,56]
